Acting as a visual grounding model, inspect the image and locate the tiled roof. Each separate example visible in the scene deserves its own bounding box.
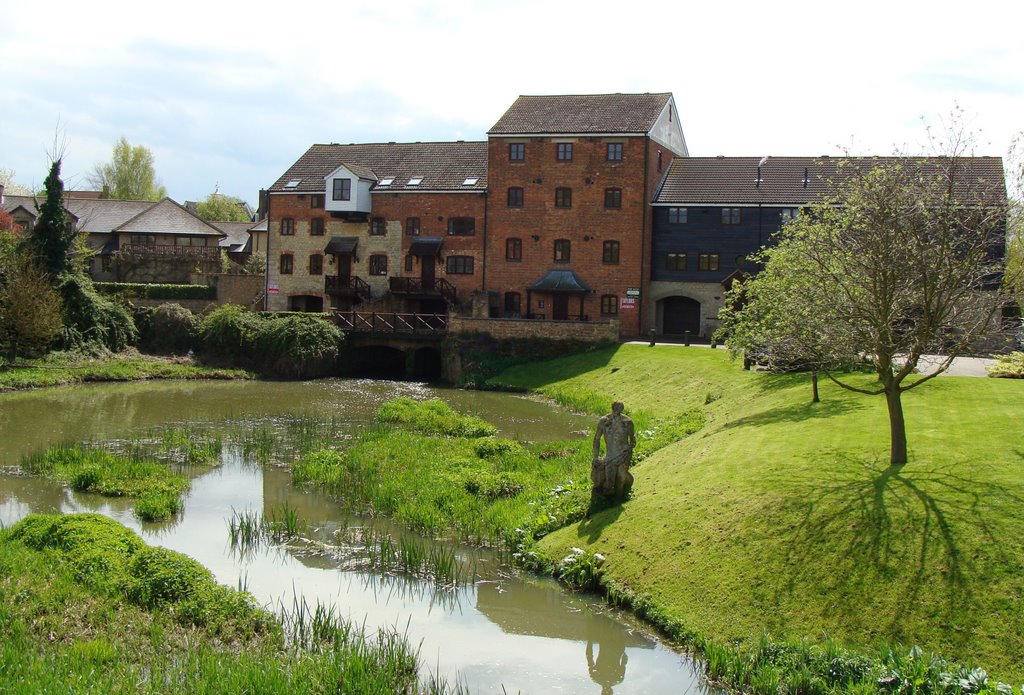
[65,199,154,233]
[211,221,254,248]
[655,156,1006,205]
[488,93,672,135]
[528,269,594,293]
[114,198,225,237]
[269,141,488,194]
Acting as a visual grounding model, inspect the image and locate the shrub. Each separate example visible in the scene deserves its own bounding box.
[474,437,524,458]
[987,352,1024,378]
[198,304,260,360]
[135,303,199,354]
[95,282,216,301]
[59,274,138,351]
[252,313,342,378]
[376,398,497,437]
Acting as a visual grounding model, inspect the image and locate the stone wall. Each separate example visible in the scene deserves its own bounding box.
[449,316,619,342]
[216,274,265,308]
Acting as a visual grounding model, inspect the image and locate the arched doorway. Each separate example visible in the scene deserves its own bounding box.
[661,296,701,336]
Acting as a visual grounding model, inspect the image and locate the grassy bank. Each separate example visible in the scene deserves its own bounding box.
[488,345,1024,685]
[0,351,252,391]
[0,514,464,693]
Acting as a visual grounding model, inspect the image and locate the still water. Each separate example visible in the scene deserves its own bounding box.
[0,379,709,694]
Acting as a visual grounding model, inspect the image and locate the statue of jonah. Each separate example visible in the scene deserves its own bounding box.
[591,401,635,502]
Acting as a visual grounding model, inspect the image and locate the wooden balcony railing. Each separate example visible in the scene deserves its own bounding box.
[325,275,371,300]
[388,277,457,305]
[333,311,448,335]
[119,244,222,260]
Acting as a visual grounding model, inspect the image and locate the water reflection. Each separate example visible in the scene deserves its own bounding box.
[0,380,709,693]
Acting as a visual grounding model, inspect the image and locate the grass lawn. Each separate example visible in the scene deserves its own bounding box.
[490,345,1024,683]
[0,352,252,391]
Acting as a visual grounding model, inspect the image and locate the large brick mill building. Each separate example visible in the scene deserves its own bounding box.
[264,93,1005,340]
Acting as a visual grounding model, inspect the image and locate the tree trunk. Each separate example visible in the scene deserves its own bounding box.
[885,383,908,465]
[811,371,820,403]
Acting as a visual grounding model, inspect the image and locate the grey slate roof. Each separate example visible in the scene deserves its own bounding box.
[269,141,488,194]
[528,269,593,293]
[488,93,672,135]
[68,199,158,233]
[114,198,225,238]
[325,236,359,254]
[409,237,443,256]
[654,156,1006,206]
[212,221,255,248]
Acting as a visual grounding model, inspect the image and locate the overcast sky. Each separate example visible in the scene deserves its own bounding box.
[2,0,1021,205]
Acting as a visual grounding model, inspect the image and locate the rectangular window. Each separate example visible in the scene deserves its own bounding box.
[370,217,386,235]
[309,254,323,275]
[699,253,720,271]
[604,188,622,209]
[666,252,687,271]
[504,292,521,318]
[554,239,571,263]
[509,143,525,162]
[602,240,620,265]
[556,143,573,161]
[175,236,205,246]
[607,143,623,161]
[369,254,388,275]
[507,187,524,207]
[311,194,324,209]
[332,178,351,201]
[132,234,155,246]
[310,218,324,236]
[446,255,474,274]
[447,217,475,236]
[555,187,572,208]
[280,254,293,275]
[280,218,294,236]
[506,237,522,261]
[405,217,420,236]
[667,207,687,224]
[601,295,618,316]
[657,150,663,172]
[781,208,799,222]
[405,254,413,272]
[721,208,740,225]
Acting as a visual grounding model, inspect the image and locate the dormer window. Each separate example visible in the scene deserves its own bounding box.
[285,179,301,189]
[333,178,351,201]
[378,177,394,187]
[462,177,479,186]
[408,177,423,186]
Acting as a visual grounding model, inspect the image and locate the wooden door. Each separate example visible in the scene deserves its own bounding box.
[337,254,351,282]
[553,294,569,321]
[421,256,435,290]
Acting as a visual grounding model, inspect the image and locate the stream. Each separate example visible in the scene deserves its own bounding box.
[0,379,710,694]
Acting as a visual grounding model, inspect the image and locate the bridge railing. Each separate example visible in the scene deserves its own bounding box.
[333,311,448,335]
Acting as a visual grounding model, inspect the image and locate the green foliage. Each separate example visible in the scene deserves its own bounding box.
[194,192,252,222]
[553,546,605,591]
[89,137,167,201]
[96,282,216,300]
[474,437,524,458]
[22,445,189,522]
[376,398,498,437]
[986,351,1024,378]
[198,303,260,359]
[252,313,342,378]
[134,303,198,354]
[23,158,74,277]
[0,251,63,358]
[58,273,138,352]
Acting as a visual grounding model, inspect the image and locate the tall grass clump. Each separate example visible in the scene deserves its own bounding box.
[253,313,342,378]
[376,398,497,437]
[134,302,199,354]
[21,445,189,522]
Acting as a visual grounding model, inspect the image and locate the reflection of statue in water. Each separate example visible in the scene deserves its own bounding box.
[586,628,628,694]
[591,401,635,501]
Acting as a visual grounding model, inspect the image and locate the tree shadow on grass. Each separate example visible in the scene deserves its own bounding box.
[765,450,1024,654]
[722,397,866,431]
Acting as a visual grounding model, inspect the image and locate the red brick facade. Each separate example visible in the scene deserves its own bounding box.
[484,136,672,336]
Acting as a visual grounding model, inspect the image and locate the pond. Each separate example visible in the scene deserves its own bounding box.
[0,379,710,694]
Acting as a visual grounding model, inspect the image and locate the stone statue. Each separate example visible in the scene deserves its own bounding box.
[591,401,635,501]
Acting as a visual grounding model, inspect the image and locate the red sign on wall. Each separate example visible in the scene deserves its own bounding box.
[620,297,637,310]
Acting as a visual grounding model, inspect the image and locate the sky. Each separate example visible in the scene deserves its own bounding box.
[1,0,1021,205]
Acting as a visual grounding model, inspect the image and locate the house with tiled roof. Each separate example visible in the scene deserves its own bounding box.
[2,194,227,283]
[266,141,488,312]
[649,155,1007,337]
[485,93,686,336]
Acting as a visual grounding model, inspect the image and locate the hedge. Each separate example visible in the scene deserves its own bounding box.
[95,283,216,301]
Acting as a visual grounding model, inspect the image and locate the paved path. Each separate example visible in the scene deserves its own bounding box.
[626,341,996,378]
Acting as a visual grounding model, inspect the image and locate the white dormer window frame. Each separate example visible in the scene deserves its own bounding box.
[408,177,423,186]
[378,177,394,187]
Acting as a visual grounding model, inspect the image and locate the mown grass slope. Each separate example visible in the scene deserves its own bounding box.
[490,345,1024,681]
